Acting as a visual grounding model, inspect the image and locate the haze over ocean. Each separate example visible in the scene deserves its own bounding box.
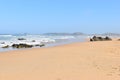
[0,0,120,34]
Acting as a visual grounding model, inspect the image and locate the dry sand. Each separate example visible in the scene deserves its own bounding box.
[0,40,120,80]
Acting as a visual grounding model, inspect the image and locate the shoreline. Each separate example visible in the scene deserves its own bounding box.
[0,38,118,54]
[0,37,86,53]
[0,40,120,80]
[0,40,86,54]
[0,37,119,53]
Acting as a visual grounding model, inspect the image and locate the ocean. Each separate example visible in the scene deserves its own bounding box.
[0,34,87,52]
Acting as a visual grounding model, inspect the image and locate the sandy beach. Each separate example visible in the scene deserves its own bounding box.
[0,40,120,80]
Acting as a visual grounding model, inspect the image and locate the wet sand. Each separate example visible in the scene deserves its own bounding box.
[0,40,120,80]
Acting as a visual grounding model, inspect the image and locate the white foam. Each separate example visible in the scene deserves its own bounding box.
[0,35,13,37]
[0,35,78,48]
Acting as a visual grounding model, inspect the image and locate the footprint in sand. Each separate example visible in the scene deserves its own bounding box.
[57,78,61,80]
[107,66,120,76]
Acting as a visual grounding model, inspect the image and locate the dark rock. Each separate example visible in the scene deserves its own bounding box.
[92,36,103,41]
[12,44,33,48]
[32,40,36,42]
[18,38,26,40]
[40,44,45,47]
[98,37,104,41]
[35,44,40,47]
[12,44,18,48]
[93,36,97,39]
[35,44,45,47]
[90,36,112,41]
[104,36,112,41]
[118,39,120,41]
[90,38,93,41]
[0,42,5,44]
[2,45,9,48]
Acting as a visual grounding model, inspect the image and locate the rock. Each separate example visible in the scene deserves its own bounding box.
[92,36,103,41]
[2,45,9,48]
[18,38,26,40]
[32,40,36,42]
[90,36,112,41]
[12,44,18,48]
[12,44,33,48]
[118,39,120,41]
[40,44,45,47]
[35,44,45,47]
[90,38,93,41]
[104,36,112,41]
[35,44,40,47]
[0,42,5,44]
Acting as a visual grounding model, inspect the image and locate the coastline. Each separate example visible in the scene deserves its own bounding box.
[0,40,120,80]
[0,34,86,52]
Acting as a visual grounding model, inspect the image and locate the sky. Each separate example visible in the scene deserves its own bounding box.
[0,0,120,34]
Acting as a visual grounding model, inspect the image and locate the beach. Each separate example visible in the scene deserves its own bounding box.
[0,40,120,80]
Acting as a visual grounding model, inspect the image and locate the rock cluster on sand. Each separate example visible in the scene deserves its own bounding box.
[2,43,45,49]
[2,45,9,48]
[11,43,45,49]
[35,44,45,47]
[90,36,112,41]
[12,44,33,48]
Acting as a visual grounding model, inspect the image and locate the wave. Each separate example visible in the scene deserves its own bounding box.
[0,35,86,48]
[0,35,13,37]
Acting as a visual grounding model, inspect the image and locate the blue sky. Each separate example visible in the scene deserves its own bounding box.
[0,0,120,34]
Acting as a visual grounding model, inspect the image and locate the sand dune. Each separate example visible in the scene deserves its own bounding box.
[0,40,120,80]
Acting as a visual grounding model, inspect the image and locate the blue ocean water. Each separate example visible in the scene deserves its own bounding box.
[0,34,87,52]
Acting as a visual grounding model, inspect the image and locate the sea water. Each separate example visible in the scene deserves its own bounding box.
[0,34,87,52]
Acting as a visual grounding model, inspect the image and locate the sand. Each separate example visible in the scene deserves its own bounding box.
[0,40,120,80]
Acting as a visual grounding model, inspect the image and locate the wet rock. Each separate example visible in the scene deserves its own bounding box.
[12,44,18,48]
[0,42,5,44]
[35,44,45,47]
[32,40,36,42]
[2,45,9,48]
[93,36,104,41]
[90,38,93,41]
[12,44,33,48]
[104,36,112,41]
[90,36,112,41]
[35,44,40,47]
[40,44,45,47]
[18,38,26,40]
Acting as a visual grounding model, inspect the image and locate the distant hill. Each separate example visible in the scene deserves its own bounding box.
[72,32,85,35]
[87,33,120,37]
[44,32,85,35]
[102,33,120,36]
